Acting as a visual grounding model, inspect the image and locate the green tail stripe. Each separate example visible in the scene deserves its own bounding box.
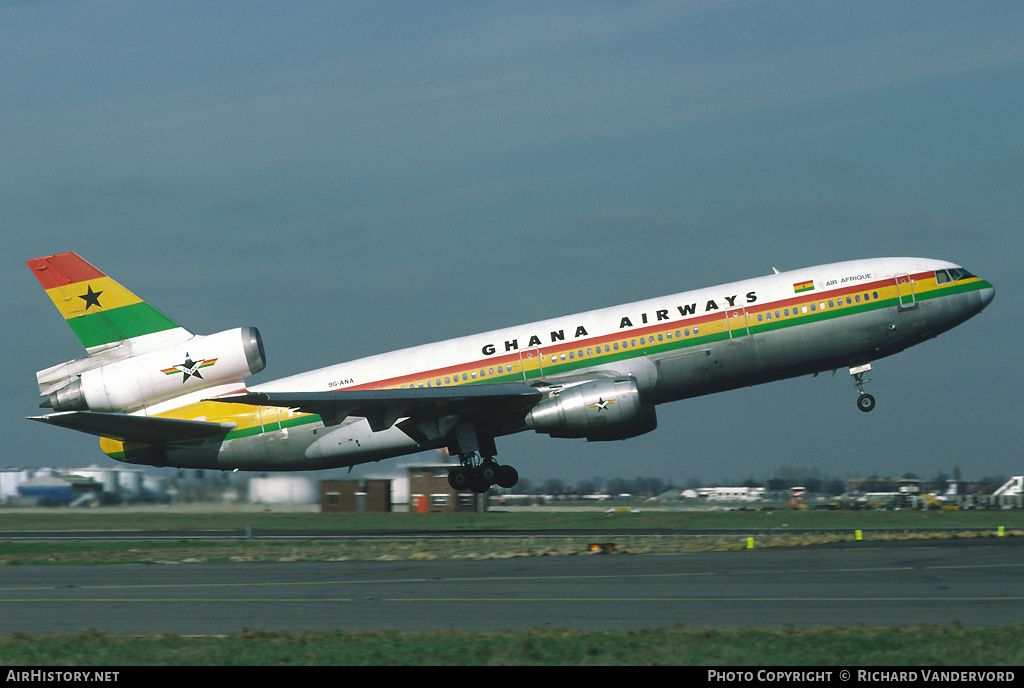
[68,302,181,349]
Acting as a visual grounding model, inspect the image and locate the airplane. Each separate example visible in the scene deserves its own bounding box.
[26,252,994,492]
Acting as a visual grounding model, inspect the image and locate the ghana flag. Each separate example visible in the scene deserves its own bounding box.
[793,279,815,294]
[27,252,187,351]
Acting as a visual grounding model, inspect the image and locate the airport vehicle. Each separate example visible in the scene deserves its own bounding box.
[26,253,994,492]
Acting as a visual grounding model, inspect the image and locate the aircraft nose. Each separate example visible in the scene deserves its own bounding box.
[979,281,995,309]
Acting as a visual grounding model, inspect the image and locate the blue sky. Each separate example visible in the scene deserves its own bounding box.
[3,1,1021,486]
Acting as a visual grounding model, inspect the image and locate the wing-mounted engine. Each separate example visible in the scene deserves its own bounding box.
[40,327,266,413]
[525,377,657,441]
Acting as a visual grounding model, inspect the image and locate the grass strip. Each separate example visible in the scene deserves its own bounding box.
[0,529,1019,565]
[1,507,1022,532]
[2,624,1022,666]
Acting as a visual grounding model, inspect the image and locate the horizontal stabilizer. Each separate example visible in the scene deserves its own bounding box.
[216,383,542,431]
[28,411,237,444]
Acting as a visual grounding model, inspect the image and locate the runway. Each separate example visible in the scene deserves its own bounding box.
[0,538,1020,636]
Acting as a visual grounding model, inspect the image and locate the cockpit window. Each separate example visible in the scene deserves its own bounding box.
[936,268,975,284]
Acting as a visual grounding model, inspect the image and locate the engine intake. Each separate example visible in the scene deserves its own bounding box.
[44,327,266,413]
[525,377,657,441]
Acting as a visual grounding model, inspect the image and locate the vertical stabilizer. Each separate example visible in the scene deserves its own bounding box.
[27,252,191,353]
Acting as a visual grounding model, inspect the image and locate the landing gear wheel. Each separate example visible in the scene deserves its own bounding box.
[478,459,500,485]
[857,393,876,413]
[496,465,519,489]
[468,474,491,494]
[447,467,472,491]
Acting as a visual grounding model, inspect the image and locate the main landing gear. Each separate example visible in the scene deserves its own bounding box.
[446,420,519,493]
[447,457,519,494]
[850,363,876,413]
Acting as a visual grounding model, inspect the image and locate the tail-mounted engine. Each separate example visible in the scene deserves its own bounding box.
[40,327,266,413]
[525,377,657,441]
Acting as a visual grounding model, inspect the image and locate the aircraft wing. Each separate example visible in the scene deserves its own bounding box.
[28,411,237,444]
[215,382,544,433]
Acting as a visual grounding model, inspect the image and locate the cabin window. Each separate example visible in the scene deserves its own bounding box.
[693,327,700,335]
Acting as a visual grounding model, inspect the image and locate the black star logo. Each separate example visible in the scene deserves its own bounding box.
[172,354,206,383]
[78,285,103,310]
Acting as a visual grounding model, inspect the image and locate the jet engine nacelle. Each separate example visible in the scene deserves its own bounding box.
[45,327,266,413]
[525,377,657,441]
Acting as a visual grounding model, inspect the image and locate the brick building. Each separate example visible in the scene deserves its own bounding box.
[407,464,487,513]
[320,479,392,513]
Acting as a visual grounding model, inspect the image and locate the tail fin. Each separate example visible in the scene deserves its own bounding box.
[27,252,190,353]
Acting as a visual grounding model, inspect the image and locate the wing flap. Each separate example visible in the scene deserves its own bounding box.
[28,411,237,444]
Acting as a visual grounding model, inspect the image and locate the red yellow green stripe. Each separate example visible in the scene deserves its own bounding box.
[162,359,219,375]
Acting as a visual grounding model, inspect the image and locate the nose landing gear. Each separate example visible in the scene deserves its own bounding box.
[850,364,876,412]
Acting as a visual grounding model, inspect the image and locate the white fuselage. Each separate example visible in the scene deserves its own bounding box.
[120,257,994,471]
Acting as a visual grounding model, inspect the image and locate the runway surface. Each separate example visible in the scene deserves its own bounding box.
[0,538,1020,635]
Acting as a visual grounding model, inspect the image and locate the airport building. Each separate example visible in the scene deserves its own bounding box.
[408,464,488,513]
[320,479,392,513]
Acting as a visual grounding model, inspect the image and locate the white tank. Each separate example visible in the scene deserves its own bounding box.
[71,467,119,495]
[248,477,316,504]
